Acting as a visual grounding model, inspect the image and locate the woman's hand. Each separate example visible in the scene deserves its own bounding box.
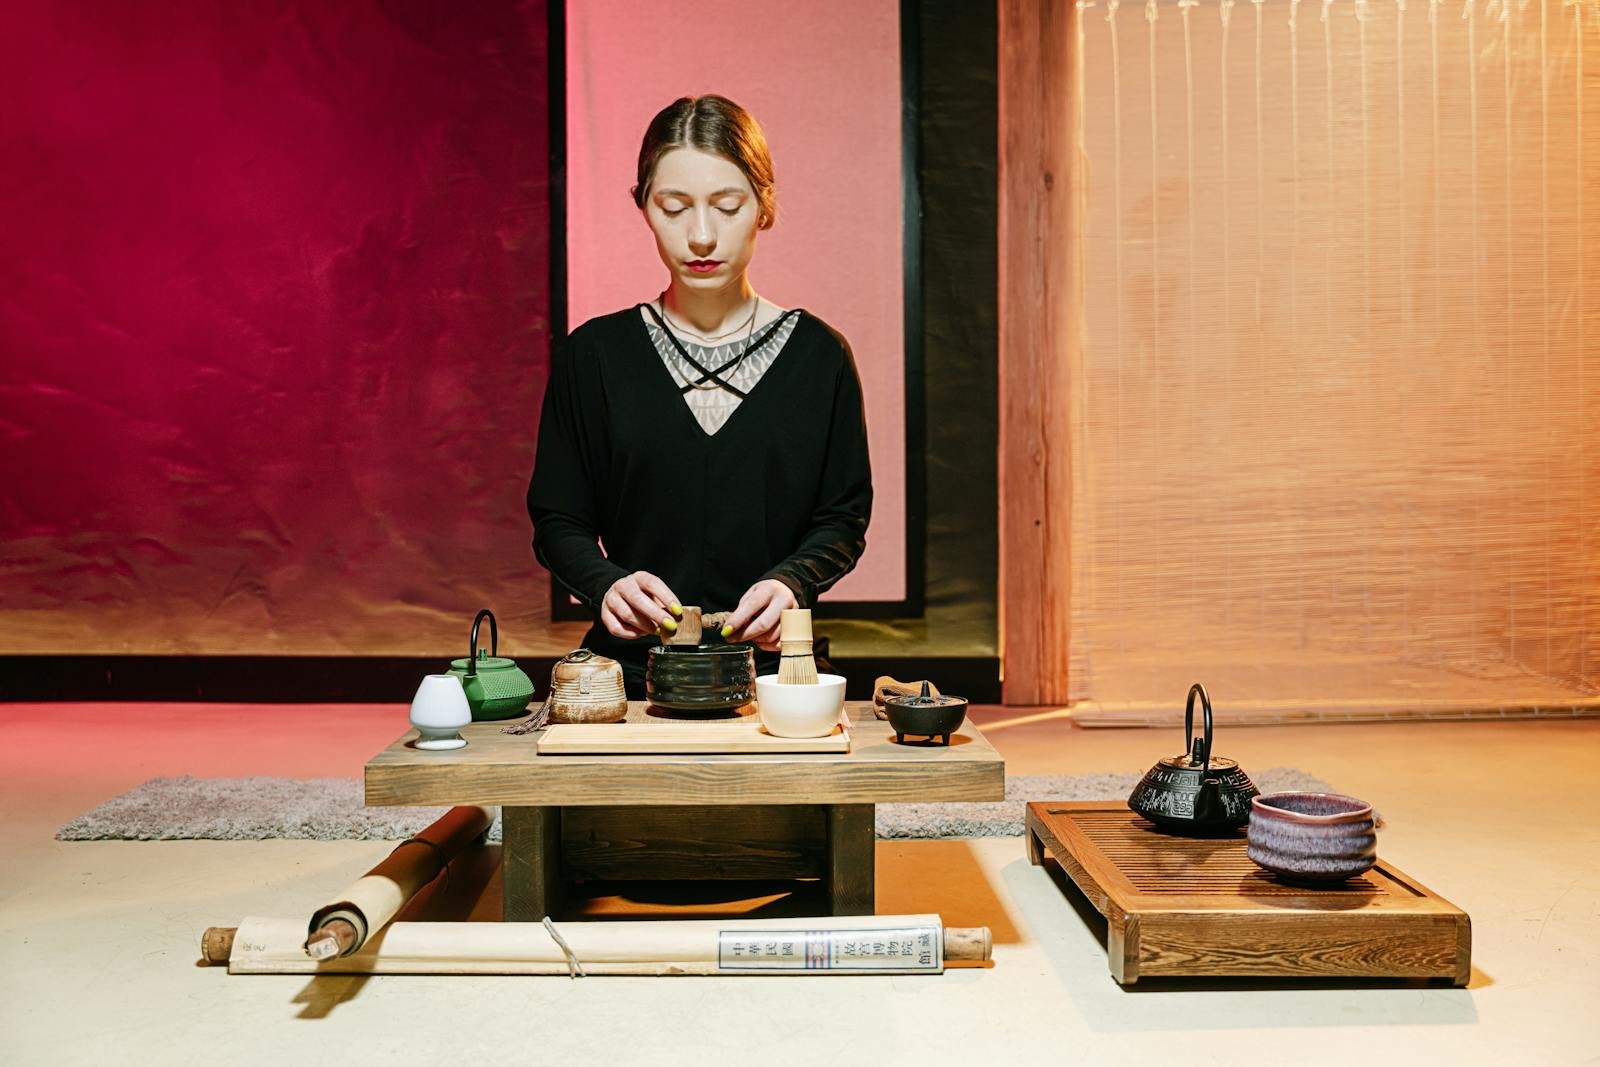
[721,579,798,651]
[601,571,682,640]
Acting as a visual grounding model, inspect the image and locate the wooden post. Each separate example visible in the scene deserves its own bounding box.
[825,804,875,915]
[998,0,1080,704]
[502,806,562,921]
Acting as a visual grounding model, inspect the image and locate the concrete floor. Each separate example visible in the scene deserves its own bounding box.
[1,702,1597,1065]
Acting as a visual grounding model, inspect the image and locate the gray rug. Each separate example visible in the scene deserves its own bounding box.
[56,769,1339,841]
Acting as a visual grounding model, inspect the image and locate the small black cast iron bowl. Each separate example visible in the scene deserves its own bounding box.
[646,643,756,710]
[884,699,969,744]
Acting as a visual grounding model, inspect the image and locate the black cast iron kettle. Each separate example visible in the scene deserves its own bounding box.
[1127,683,1259,835]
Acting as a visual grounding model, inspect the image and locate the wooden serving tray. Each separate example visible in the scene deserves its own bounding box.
[536,714,851,755]
[1026,802,1470,986]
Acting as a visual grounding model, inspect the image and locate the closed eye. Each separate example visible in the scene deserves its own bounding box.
[659,205,741,218]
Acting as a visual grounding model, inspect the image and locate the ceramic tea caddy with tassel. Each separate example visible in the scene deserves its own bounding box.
[1127,683,1259,835]
[446,609,536,722]
[545,648,629,724]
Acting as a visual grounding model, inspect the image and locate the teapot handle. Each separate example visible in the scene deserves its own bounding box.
[1183,682,1213,774]
[467,609,498,677]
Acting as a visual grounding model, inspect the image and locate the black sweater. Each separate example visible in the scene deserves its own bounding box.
[527,306,873,675]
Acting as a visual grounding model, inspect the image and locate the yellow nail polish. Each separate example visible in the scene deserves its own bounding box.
[720,624,733,638]
[661,618,677,633]
[669,603,683,617]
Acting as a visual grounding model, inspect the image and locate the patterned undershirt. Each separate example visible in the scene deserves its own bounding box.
[644,308,800,435]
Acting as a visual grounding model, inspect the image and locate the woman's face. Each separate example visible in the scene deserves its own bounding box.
[642,147,762,292]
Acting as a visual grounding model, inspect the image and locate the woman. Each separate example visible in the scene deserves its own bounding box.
[527,94,873,697]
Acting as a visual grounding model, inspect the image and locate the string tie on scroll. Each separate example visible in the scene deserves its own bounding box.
[543,916,586,978]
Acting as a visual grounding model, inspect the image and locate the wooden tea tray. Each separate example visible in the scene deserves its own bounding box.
[1026,802,1471,986]
[536,714,850,755]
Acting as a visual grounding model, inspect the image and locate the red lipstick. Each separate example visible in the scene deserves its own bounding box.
[685,260,722,273]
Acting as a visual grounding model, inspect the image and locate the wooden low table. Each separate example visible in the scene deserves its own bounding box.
[366,701,1004,920]
[1026,802,1471,986]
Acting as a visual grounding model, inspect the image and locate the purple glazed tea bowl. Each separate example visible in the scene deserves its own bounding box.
[1246,792,1377,883]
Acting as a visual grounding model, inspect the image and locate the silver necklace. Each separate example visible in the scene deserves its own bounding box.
[656,294,759,343]
[644,301,799,399]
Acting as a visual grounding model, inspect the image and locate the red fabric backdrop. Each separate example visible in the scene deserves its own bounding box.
[0,1,554,654]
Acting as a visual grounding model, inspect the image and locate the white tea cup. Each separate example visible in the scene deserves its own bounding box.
[755,674,847,738]
[410,674,471,751]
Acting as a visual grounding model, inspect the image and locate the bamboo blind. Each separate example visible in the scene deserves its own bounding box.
[1069,0,1600,707]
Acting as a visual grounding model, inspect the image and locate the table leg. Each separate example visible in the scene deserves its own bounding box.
[502,805,562,922]
[825,803,875,915]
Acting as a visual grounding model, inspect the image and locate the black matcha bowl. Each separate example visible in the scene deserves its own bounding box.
[645,643,757,711]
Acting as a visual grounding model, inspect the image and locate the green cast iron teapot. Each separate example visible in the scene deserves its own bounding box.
[447,609,536,721]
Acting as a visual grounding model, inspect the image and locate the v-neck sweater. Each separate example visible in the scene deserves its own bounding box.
[527,305,873,666]
[644,308,799,434]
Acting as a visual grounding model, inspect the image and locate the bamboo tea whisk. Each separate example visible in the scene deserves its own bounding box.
[778,608,819,685]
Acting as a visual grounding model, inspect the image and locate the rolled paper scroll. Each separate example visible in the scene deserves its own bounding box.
[208,913,992,975]
[303,804,494,959]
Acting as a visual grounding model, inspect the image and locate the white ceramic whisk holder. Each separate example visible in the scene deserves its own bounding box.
[410,674,471,751]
